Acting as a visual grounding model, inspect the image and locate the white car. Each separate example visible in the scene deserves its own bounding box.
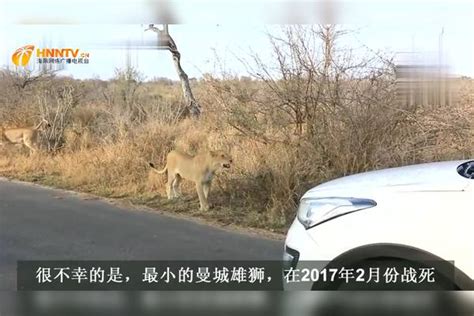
[284,160,474,290]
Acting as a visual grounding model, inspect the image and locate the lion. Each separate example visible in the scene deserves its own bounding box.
[0,119,50,153]
[149,149,233,211]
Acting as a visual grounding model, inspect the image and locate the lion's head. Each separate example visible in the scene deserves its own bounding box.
[210,150,233,169]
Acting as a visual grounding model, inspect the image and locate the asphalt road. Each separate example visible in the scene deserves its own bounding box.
[0,178,283,290]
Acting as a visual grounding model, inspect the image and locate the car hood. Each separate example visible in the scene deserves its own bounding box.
[305,160,472,197]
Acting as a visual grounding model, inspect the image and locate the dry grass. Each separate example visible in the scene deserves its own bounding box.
[1,84,471,234]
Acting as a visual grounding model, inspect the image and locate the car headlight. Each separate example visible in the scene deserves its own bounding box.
[297,197,377,229]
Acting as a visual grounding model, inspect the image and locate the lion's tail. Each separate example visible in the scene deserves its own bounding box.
[149,162,167,174]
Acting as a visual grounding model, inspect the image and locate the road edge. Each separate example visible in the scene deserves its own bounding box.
[0,176,286,242]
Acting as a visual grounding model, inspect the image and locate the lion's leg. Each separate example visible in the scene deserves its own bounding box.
[196,183,209,211]
[202,182,211,199]
[172,175,182,197]
[203,181,212,199]
[167,173,175,199]
[23,137,37,154]
[203,182,213,209]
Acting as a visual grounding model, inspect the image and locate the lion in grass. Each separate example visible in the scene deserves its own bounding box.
[149,150,233,211]
[0,119,50,153]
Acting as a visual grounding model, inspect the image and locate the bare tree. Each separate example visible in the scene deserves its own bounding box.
[1,68,56,91]
[38,85,77,152]
[146,24,202,118]
[208,25,400,173]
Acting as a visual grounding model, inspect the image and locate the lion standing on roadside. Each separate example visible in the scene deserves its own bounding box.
[149,150,233,211]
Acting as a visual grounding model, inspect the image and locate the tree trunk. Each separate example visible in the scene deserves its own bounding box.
[167,34,202,118]
[146,24,202,118]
